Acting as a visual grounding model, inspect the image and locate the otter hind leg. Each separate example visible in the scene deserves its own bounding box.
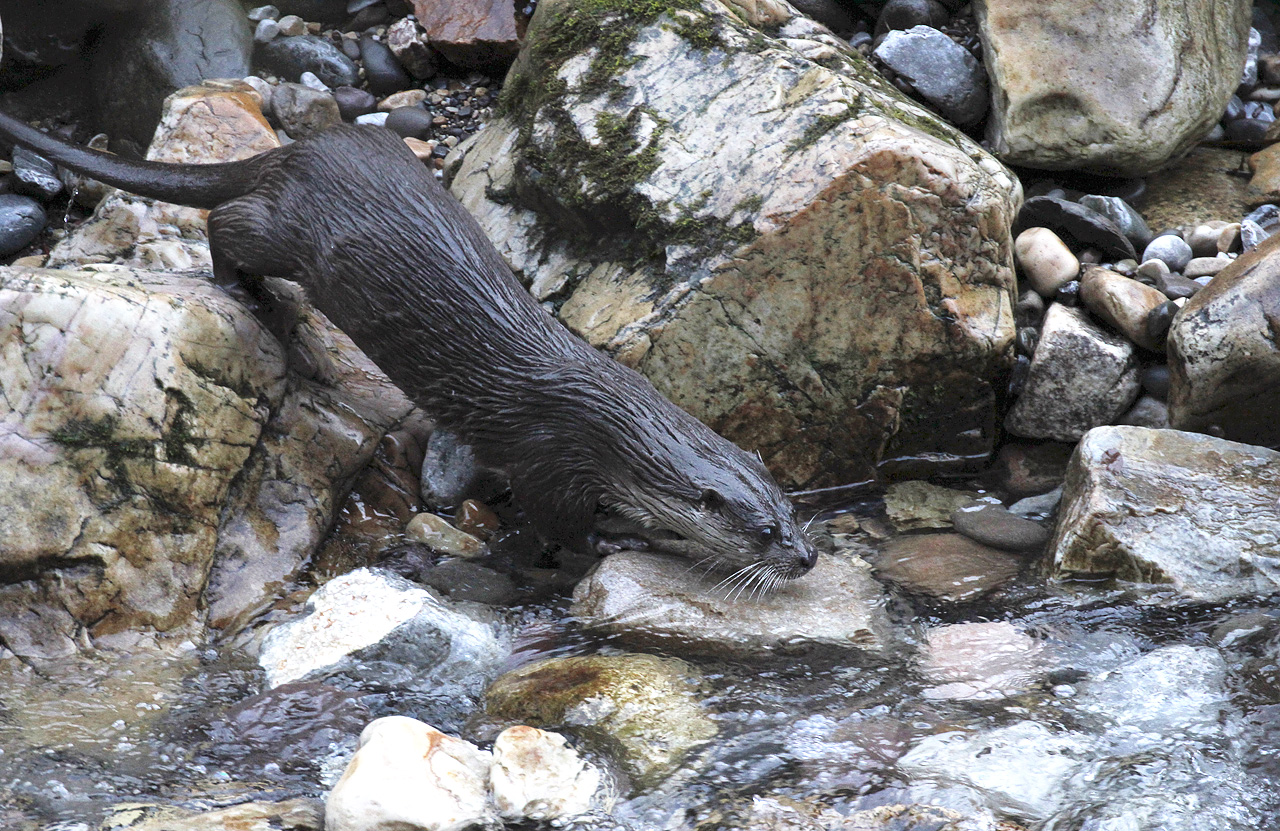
[208,204,300,346]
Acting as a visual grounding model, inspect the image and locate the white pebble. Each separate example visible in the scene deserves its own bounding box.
[1015,227,1080,297]
[277,13,306,36]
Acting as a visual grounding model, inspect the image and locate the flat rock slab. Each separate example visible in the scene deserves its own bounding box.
[872,532,1025,601]
[571,551,890,656]
[1049,426,1280,602]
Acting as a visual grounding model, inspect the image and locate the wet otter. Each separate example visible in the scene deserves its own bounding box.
[0,113,817,586]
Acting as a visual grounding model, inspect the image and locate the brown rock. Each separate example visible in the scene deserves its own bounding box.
[412,0,519,69]
[872,533,1025,601]
[985,441,1074,498]
[1248,141,1280,206]
[456,498,500,539]
[1079,265,1170,351]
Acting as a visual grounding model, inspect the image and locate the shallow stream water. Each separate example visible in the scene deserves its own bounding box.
[4,497,1280,831]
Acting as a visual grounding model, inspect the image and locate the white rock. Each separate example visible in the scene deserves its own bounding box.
[571,551,890,656]
[490,726,601,822]
[1005,304,1140,440]
[1015,227,1081,297]
[259,568,508,688]
[1049,426,1280,602]
[325,716,495,831]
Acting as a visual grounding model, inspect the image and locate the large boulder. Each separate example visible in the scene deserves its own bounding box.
[977,0,1252,175]
[1048,426,1280,602]
[448,0,1021,490]
[1168,232,1280,447]
[0,87,413,659]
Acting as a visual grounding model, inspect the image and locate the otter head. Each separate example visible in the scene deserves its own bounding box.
[608,428,819,592]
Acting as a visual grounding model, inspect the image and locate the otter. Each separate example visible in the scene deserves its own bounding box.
[0,112,817,587]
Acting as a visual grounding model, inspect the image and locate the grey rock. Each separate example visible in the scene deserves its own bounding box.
[876,0,950,34]
[247,5,281,21]
[420,428,480,511]
[1140,364,1171,399]
[1224,117,1270,143]
[386,17,439,80]
[385,106,433,140]
[271,82,342,139]
[1117,394,1169,428]
[1050,426,1280,601]
[1077,194,1153,247]
[1134,257,1170,285]
[571,551,890,656]
[1145,300,1177,343]
[88,0,253,150]
[1141,234,1193,271]
[355,112,390,127]
[359,35,413,96]
[977,0,1252,175]
[1005,304,1140,441]
[419,559,518,606]
[254,18,280,43]
[276,13,307,37]
[12,146,63,200]
[255,34,360,89]
[1240,218,1270,250]
[950,503,1051,552]
[1020,196,1137,260]
[0,195,46,257]
[874,26,988,126]
[1183,255,1231,278]
[1155,270,1203,299]
[1168,235,1280,444]
[299,70,329,91]
[873,532,1025,600]
[1082,645,1227,736]
[333,85,378,121]
[1243,26,1262,86]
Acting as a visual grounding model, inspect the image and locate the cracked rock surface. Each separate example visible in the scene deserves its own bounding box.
[448,0,1021,489]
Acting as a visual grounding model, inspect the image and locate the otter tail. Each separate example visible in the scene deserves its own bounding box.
[0,110,267,210]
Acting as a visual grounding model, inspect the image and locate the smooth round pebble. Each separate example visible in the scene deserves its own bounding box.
[1133,258,1169,285]
[1155,271,1202,300]
[1144,300,1178,343]
[256,34,360,88]
[1140,364,1171,400]
[1118,395,1168,428]
[950,504,1051,553]
[1185,224,1223,257]
[1015,289,1044,326]
[355,112,390,126]
[1217,222,1242,253]
[1016,327,1038,356]
[333,85,377,120]
[254,18,280,42]
[1141,234,1193,272]
[1015,227,1080,297]
[405,512,486,557]
[299,71,329,91]
[1079,266,1168,351]
[277,14,307,36]
[1183,256,1230,279]
[384,106,433,140]
[0,194,47,257]
[247,5,279,21]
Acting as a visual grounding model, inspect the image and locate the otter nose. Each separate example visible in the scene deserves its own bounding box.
[799,544,819,570]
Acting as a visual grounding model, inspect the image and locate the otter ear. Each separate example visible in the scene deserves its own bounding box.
[699,489,724,511]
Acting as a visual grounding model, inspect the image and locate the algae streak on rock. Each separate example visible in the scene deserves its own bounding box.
[449,0,1021,491]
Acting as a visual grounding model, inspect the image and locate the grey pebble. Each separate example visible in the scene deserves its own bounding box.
[359,34,412,96]
[873,26,987,126]
[12,147,63,200]
[1140,364,1171,400]
[247,4,280,21]
[876,0,949,34]
[0,194,46,257]
[1078,194,1153,248]
[950,503,1051,552]
[1007,486,1063,519]
[1240,219,1270,251]
[419,559,518,606]
[333,85,377,120]
[254,18,280,42]
[1155,271,1202,300]
[276,14,307,36]
[384,105,433,140]
[355,112,389,126]
[1141,234,1193,272]
[255,34,360,88]
[1145,300,1178,343]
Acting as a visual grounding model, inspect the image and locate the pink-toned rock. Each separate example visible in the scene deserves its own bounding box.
[412,0,520,69]
[1079,265,1169,351]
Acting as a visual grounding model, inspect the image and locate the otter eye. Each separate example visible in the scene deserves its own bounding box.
[758,524,779,543]
[699,489,724,511]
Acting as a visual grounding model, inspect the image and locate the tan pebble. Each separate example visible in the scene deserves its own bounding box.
[1183,256,1230,278]
[1185,224,1221,257]
[1217,223,1242,253]
[456,499,500,539]
[405,513,486,557]
[10,255,45,267]
[1079,265,1168,351]
[378,89,428,111]
[1015,227,1080,297]
[403,137,432,161]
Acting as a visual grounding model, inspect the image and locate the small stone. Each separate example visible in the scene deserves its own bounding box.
[1141,234,1194,272]
[333,85,377,120]
[873,533,1025,601]
[1134,257,1170,285]
[1079,266,1170,351]
[384,105,433,140]
[299,70,329,91]
[248,4,279,20]
[875,0,949,34]
[455,499,499,539]
[1117,394,1169,428]
[1225,117,1270,144]
[1155,271,1203,300]
[1240,218,1271,250]
[1019,196,1137,260]
[1015,289,1045,326]
[491,726,600,822]
[419,559,517,605]
[378,88,428,110]
[1077,194,1153,248]
[406,512,486,557]
[255,34,361,88]
[326,717,496,831]
[950,503,1051,552]
[386,17,439,80]
[1015,227,1080,297]
[986,441,1074,498]
[1185,223,1224,257]
[254,18,280,42]
[0,194,47,257]
[873,26,988,126]
[1183,255,1231,278]
[1145,300,1178,344]
[276,13,306,36]
[884,480,991,530]
[271,82,341,139]
[1111,258,1138,276]
[1140,364,1172,400]
[1007,486,1063,518]
[355,112,389,126]
[1016,326,1038,356]
[1218,222,1242,253]
[359,34,412,96]
[12,146,63,200]
[1054,279,1081,306]
[240,75,274,116]
[403,136,433,161]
